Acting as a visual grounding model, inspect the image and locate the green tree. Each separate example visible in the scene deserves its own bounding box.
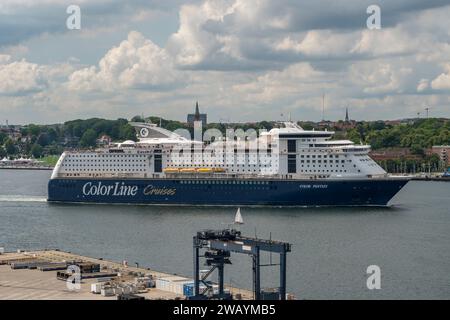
[0,147,6,159]
[346,128,361,144]
[0,132,6,144]
[131,115,145,122]
[37,133,50,146]
[47,144,63,155]
[4,139,16,155]
[79,129,98,148]
[27,124,41,136]
[46,128,58,144]
[31,144,43,158]
[119,124,137,141]
[411,144,424,156]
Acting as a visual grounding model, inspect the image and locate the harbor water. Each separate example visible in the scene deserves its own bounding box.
[0,169,449,299]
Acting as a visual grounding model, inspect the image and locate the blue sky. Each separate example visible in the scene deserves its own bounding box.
[0,0,449,124]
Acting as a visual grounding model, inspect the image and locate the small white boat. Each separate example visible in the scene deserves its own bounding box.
[234,207,244,225]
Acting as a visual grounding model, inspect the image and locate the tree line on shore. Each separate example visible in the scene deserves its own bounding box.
[0,116,448,172]
[0,118,135,159]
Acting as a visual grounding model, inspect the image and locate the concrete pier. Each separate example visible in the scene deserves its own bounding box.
[0,249,253,300]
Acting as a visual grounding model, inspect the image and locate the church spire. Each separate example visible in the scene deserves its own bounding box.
[194,101,200,121]
[345,107,349,122]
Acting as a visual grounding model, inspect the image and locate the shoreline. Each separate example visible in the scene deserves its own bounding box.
[411,177,450,182]
[0,166,54,170]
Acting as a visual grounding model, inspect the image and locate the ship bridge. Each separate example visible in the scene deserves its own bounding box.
[264,122,335,139]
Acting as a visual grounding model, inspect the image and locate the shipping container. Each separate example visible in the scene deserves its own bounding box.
[101,288,114,297]
[155,276,190,294]
[183,282,207,297]
[91,283,102,294]
[76,263,101,273]
[37,263,68,271]
[130,284,138,294]
[10,261,45,270]
[122,286,131,295]
[113,287,123,295]
[171,280,193,295]
[134,276,154,288]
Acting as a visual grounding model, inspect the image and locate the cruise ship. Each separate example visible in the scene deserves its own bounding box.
[48,121,409,206]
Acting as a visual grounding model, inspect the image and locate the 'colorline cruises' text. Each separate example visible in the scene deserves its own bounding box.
[82,182,138,196]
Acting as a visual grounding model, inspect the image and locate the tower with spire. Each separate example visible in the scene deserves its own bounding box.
[187,101,207,127]
[345,107,349,123]
[194,101,200,121]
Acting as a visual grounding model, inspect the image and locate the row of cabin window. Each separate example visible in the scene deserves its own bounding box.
[166,163,277,167]
[64,173,142,177]
[179,180,270,185]
[300,164,361,169]
[64,168,146,172]
[63,163,146,167]
[300,169,355,173]
[68,154,143,157]
[300,154,342,158]
[300,159,347,164]
[65,159,146,162]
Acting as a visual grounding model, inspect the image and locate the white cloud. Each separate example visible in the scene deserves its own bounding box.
[417,79,429,92]
[0,58,47,95]
[431,65,450,90]
[351,28,419,56]
[167,1,238,67]
[0,54,11,64]
[2,0,450,123]
[275,31,358,58]
[349,60,414,95]
[233,63,327,101]
[68,31,182,92]
[0,44,29,57]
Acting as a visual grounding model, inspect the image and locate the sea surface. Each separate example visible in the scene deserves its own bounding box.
[0,169,449,299]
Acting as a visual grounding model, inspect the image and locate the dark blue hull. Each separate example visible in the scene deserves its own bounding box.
[47,177,409,206]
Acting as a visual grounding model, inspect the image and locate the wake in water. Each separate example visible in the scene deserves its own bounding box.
[0,195,47,202]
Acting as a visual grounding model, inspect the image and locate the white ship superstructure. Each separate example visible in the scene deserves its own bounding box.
[51,122,386,180]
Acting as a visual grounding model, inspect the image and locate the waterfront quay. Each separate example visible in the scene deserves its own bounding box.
[0,249,253,300]
[0,166,53,170]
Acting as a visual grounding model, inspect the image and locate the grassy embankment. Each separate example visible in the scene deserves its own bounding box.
[39,155,59,167]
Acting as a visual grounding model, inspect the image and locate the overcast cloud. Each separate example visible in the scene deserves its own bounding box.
[0,0,449,124]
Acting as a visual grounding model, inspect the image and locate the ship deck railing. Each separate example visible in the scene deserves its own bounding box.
[54,172,391,180]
